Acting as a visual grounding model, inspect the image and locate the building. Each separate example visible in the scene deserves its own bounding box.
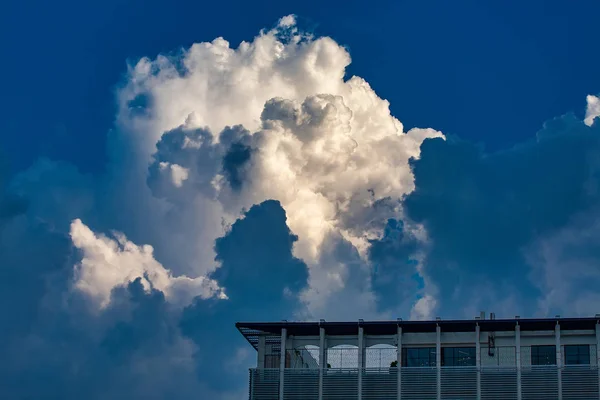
[237,314,600,400]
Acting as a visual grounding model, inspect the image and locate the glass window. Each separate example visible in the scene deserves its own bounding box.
[402,347,436,367]
[442,347,476,366]
[564,345,590,365]
[531,345,556,365]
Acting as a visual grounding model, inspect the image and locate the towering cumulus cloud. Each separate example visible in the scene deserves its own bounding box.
[123,15,442,317]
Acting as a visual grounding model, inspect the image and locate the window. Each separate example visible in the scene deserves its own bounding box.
[531,345,555,365]
[402,347,436,367]
[564,345,590,365]
[442,347,476,366]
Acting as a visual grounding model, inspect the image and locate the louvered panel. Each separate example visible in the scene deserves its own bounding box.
[401,367,437,400]
[362,368,397,399]
[323,369,358,400]
[521,366,558,400]
[481,367,517,400]
[441,367,477,399]
[283,368,318,400]
[250,368,279,400]
[563,365,599,400]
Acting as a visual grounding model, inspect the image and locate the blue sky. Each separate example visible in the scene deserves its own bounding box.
[1,1,600,398]
[2,0,599,172]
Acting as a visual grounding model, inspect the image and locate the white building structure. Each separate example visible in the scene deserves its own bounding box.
[237,315,600,400]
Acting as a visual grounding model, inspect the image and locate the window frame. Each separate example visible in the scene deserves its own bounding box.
[530,345,556,366]
[564,345,590,365]
[402,347,437,367]
[441,346,476,367]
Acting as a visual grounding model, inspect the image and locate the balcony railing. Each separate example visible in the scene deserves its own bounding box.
[249,365,600,400]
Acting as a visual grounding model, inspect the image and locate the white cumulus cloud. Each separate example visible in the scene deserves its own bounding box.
[585,94,600,126]
[70,218,225,308]
[109,15,443,318]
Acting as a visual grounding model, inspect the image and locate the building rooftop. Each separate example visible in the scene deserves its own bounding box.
[236,316,600,350]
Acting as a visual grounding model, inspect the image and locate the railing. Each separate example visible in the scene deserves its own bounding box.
[249,366,600,400]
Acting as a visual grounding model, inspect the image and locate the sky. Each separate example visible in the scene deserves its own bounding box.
[1,0,600,398]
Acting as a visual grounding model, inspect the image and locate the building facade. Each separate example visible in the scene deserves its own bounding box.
[237,315,600,400]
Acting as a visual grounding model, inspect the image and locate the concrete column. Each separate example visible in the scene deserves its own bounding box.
[358,326,364,400]
[258,335,266,369]
[596,323,600,400]
[318,327,325,400]
[397,325,402,400]
[279,327,287,400]
[436,324,441,400]
[516,323,521,400]
[476,324,481,400]
[556,322,562,400]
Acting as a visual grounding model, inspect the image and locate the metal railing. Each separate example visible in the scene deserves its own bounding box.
[249,365,600,400]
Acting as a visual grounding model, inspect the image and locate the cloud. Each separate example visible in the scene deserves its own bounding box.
[181,200,309,391]
[113,15,442,320]
[146,90,441,316]
[403,111,600,317]
[585,94,599,126]
[0,194,304,398]
[0,14,446,398]
[70,218,225,308]
[526,208,600,316]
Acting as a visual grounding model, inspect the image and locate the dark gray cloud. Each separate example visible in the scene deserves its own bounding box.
[222,142,253,191]
[402,113,600,316]
[0,163,306,399]
[368,218,420,312]
[181,200,309,391]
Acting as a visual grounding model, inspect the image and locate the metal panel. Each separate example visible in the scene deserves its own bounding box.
[362,368,398,399]
[323,368,359,399]
[401,367,437,400]
[283,369,319,400]
[250,368,279,400]
[562,365,599,400]
[521,366,559,399]
[249,365,600,400]
[441,367,477,399]
[481,367,518,400]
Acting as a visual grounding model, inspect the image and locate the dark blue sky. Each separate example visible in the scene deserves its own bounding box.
[1,0,599,174]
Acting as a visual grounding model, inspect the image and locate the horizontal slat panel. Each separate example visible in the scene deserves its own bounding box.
[522,366,558,399]
[323,368,358,399]
[563,365,599,400]
[250,365,600,400]
[441,366,477,399]
[401,367,437,400]
[363,368,398,399]
[283,369,318,400]
[250,369,279,400]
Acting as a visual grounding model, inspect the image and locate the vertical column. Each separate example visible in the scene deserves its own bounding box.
[436,324,441,400]
[258,335,266,369]
[555,322,562,400]
[279,327,287,400]
[516,323,522,400]
[476,324,481,400]
[358,325,364,400]
[318,326,325,400]
[595,322,600,400]
[397,325,402,400]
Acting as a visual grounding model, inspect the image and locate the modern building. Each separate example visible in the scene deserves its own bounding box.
[237,314,600,400]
